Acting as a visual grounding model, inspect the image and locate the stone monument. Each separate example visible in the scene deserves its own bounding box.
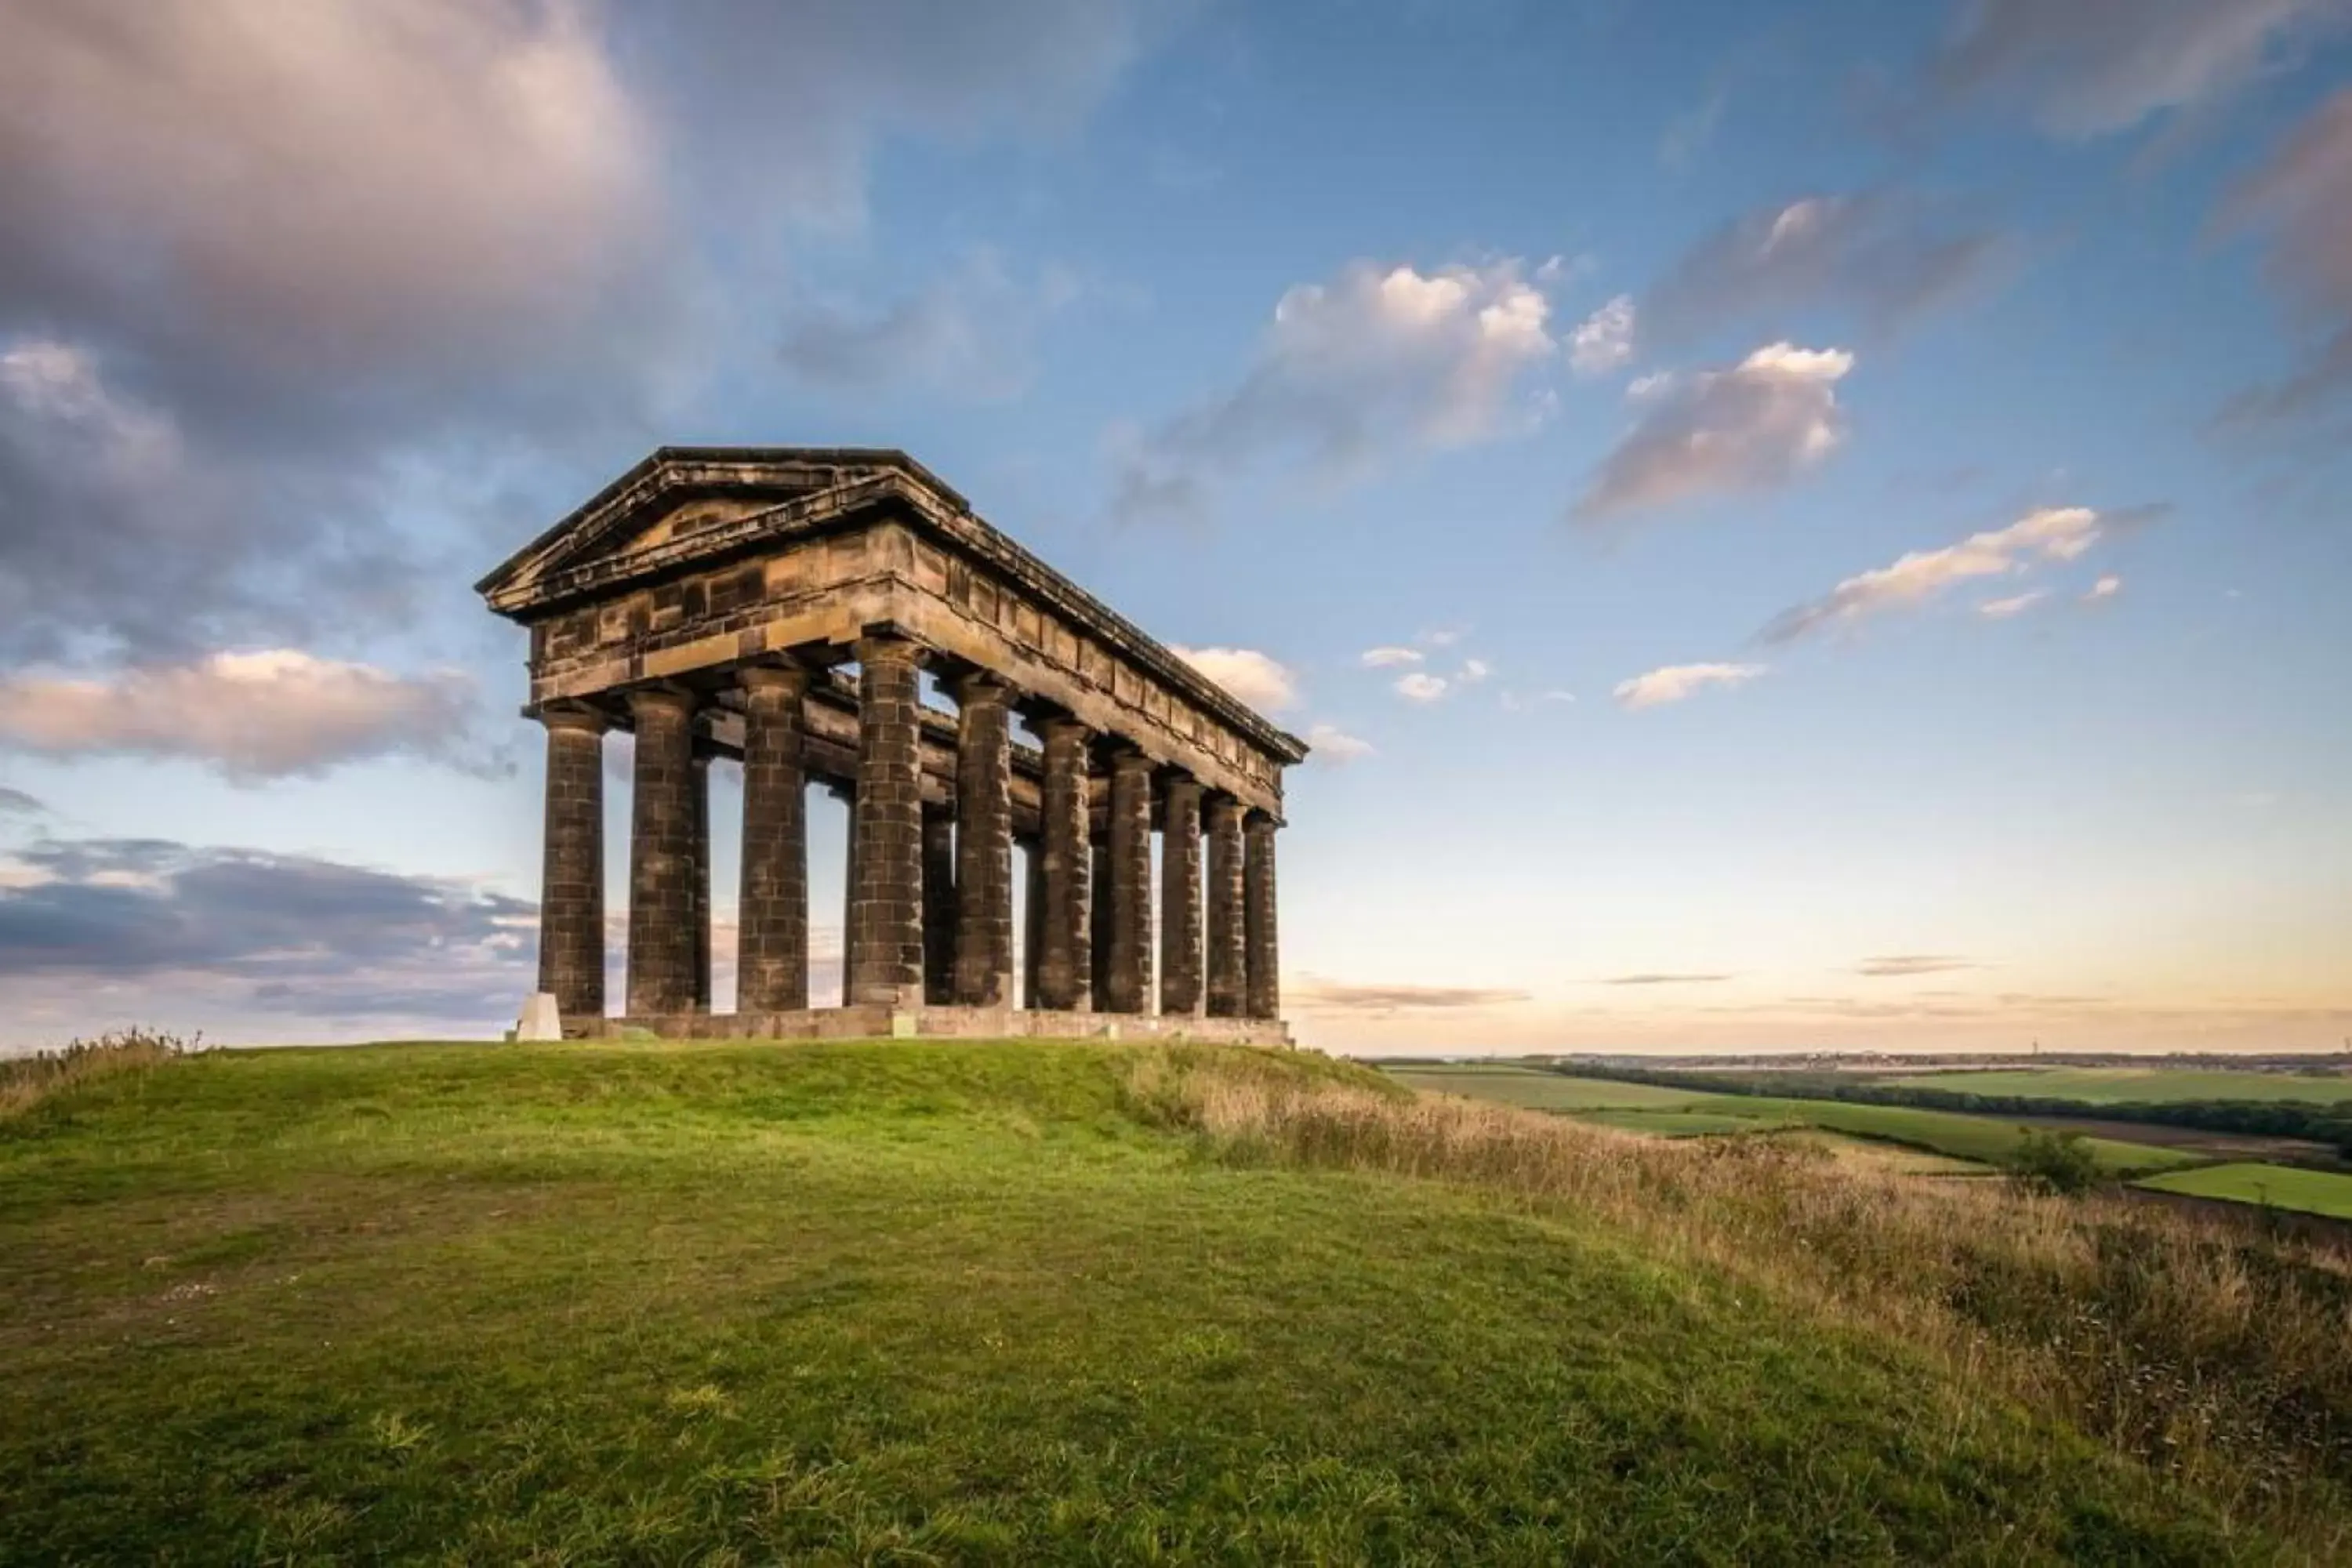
[477,448,1304,1044]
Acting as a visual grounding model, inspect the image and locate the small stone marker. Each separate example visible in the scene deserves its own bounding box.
[515,992,563,1042]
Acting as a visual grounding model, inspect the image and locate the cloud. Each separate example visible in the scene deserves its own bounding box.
[2083,574,2124,601]
[1572,343,1854,519]
[1612,662,1766,710]
[777,252,1083,398]
[1360,646,1425,667]
[1290,977,1532,1013]
[1393,672,1449,703]
[1644,193,2009,344]
[2215,89,2352,423]
[0,650,485,782]
[1568,294,1638,376]
[0,834,535,1029]
[1926,0,2351,137]
[1976,589,2049,619]
[1456,658,1493,684]
[1761,504,2161,644]
[1602,972,1737,985]
[1853,954,1979,978]
[0,787,42,815]
[0,0,1166,660]
[1111,259,1559,524]
[1170,646,1298,713]
[1303,724,1374,764]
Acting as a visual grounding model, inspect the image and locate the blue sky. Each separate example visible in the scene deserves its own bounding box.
[0,0,2346,1054]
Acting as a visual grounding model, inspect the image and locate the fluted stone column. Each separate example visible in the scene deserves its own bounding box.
[1160,775,1203,1017]
[737,665,810,1014]
[921,804,957,1005]
[1034,717,1093,1012]
[1204,796,1247,1018]
[1104,749,1155,1014]
[952,673,1014,1007]
[847,635,924,1007]
[626,688,697,1016]
[690,753,712,1014]
[536,706,605,1022]
[1022,843,1044,1007]
[1244,811,1280,1021]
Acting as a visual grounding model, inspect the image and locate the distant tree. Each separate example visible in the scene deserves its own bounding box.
[2008,1129,2100,1196]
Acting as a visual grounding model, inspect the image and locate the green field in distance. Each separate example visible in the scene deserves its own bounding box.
[2136,1162,2352,1220]
[1385,1069,2205,1177]
[1883,1068,2352,1105]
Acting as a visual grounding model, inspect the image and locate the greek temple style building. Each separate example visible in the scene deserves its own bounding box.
[478,448,1305,1044]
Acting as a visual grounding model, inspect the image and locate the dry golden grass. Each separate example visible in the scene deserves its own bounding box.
[0,1028,191,1118]
[1128,1049,2352,1555]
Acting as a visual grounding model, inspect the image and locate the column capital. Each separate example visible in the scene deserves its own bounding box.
[540,702,607,736]
[737,661,811,697]
[1036,713,1093,745]
[626,684,696,721]
[950,668,1014,705]
[1204,792,1247,826]
[1162,772,1204,802]
[852,631,925,666]
[1109,746,1157,777]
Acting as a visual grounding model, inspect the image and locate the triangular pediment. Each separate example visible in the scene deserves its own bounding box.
[477,446,964,614]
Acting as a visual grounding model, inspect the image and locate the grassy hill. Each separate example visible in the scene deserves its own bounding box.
[2,1040,2343,1563]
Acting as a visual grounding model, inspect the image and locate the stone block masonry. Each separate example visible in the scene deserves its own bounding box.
[479,447,1307,1043]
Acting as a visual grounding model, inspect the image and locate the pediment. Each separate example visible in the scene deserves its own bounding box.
[477,446,963,615]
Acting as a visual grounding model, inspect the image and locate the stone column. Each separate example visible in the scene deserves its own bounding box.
[1022,843,1044,1007]
[951,673,1014,1007]
[1088,839,1113,1007]
[625,687,697,1017]
[921,804,957,1005]
[1103,748,1155,1014]
[1034,717,1092,1012]
[1204,797,1247,1018]
[1244,811,1280,1021]
[536,706,605,1022]
[736,665,809,1014]
[1160,775,1203,1018]
[846,635,924,1007]
[690,753,712,1014]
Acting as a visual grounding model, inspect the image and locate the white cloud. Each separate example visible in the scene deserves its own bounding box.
[1171,645,1298,712]
[1976,589,2049,619]
[1359,645,1424,668]
[2084,575,2123,601]
[1112,259,1559,524]
[1304,723,1374,764]
[0,650,484,782]
[1419,627,1467,648]
[1457,658,1493,684]
[1393,672,1449,704]
[777,251,1083,399]
[1928,0,2350,138]
[1568,293,1638,376]
[1762,504,2158,643]
[1613,662,1766,710]
[1573,342,1854,519]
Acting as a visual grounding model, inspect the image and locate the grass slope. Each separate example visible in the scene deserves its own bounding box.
[2138,1162,2352,1220]
[1886,1068,2352,1105]
[1381,1065,1697,1110]
[0,1040,2256,1563]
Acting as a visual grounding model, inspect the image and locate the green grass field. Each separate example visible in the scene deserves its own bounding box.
[2136,1162,2352,1220]
[1885,1067,2352,1105]
[0,1039,2265,1563]
[1381,1065,1700,1110]
[1386,1067,2203,1177]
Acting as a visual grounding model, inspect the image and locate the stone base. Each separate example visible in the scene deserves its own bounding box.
[575,1005,1290,1047]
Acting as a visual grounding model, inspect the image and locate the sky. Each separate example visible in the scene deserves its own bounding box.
[0,0,2347,1058]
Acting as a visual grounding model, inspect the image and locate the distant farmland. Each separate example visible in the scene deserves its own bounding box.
[1884,1067,2352,1105]
[2138,1163,2352,1220]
